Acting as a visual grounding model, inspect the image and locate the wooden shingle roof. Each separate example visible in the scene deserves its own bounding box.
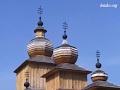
[42,63,91,78]
[82,81,120,90]
[14,56,56,73]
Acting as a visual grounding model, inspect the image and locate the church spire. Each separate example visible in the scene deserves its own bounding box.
[53,21,78,64]
[27,6,53,57]
[91,50,108,82]
[34,6,47,38]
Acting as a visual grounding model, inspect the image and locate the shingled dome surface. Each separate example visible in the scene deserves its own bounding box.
[27,37,53,57]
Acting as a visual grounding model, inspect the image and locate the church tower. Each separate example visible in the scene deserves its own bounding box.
[82,50,120,90]
[14,7,120,90]
[42,21,91,90]
[14,7,56,90]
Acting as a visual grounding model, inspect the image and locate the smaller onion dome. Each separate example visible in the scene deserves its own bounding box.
[27,16,53,57]
[91,69,108,82]
[91,50,108,82]
[53,21,78,64]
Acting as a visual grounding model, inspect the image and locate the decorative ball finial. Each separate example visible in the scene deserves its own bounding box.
[96,50,101,69]
[37,6,43,26]
[62,21,68,39]
[24,79,30,89]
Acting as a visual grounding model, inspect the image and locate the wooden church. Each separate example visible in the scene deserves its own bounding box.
[14,7,120,90]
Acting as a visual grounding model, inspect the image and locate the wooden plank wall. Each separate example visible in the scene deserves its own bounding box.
[46,72,59,90]
[46,71,87,90]
[16,62,55,90]
[29,62,55,89]
[16,65,28,90]
[59,71,87,89]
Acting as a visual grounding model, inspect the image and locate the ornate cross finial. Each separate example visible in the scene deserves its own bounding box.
[37,6,43,26]
[96,50,101,69]
[62,21,68,40]
[63,21,68,33]
[38,6,43,17]
[96,50,100,60]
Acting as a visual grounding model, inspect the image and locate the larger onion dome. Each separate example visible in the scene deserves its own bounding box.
[27,16,53,57]
[53,21,78,64]
[91,50,108,82]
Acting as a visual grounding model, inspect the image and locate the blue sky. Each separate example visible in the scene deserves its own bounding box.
[0,0,120,89]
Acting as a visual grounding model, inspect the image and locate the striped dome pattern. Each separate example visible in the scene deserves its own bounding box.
[53,44,78,64]
[27,37,53,57]
[91,70,108,82]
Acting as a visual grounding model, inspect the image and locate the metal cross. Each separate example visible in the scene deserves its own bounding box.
[96,50,100,60]
[63,21,68,33]
[38,6,43,17]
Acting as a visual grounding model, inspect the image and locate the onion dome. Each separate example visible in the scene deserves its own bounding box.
[27,7,53,57]
[53,21,78,64]
[91,50,108,82]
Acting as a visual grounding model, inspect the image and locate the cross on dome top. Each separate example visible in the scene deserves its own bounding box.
[38,6,43,17]
[96,50,101,69]
[62,21,68,40]
[37,6,43,26]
